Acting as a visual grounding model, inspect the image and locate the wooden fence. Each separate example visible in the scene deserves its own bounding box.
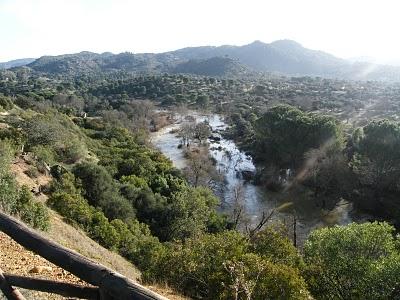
[0,211,168,300]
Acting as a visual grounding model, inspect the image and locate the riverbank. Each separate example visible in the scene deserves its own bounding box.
[150,110,370,245]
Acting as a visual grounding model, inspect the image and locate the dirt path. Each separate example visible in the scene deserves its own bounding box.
[0,231,90,299]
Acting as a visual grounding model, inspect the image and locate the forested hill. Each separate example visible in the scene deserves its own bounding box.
[6,39,400,81]
[171,40,347,76]
[25,51,253,77]
[0,58,35,69]
[171,57,252,76]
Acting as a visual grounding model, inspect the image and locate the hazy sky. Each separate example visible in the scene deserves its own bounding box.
[1,0,400,63]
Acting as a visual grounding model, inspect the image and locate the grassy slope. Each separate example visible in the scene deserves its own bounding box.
[3,155,187,300]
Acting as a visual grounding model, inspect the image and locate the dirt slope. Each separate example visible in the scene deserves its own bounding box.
[0,155,187,300]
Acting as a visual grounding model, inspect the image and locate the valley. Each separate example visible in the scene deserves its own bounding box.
[151,111,372,245]
[1,39,400,299]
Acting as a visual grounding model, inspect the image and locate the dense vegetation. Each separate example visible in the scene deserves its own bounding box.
[1,65,400,299]
[0,140,49,230]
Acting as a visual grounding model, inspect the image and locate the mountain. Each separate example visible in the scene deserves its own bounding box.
[26,40,346,77]
[27,51,177,75]
[16,40,400,81]
[168,40,348,76]
[0,58,35,69]
[172,57,252,76]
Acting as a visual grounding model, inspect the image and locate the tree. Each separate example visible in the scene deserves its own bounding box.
[196,94,209,108]
[250,225,301,267]
[193,121,211,144]
[166,186,219,240]
[351,120,400,219]
[254,105,343,171]
[352,119,400,192]
[179,122,195,146]
[0,94,13,110]
[230,183,248,230]
[73,162,135,221]
[183,148,221,188]
[303,222,400,300]
[223,254,308,300]
[147,230,309,300]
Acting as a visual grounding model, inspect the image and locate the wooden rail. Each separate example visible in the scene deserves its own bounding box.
[4,274,99,299]
[0,269,25,300]
[0,211,168,300]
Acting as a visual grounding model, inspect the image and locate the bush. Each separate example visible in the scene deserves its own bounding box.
[222,254,309,300]
[0,173,19,214]
[48,176,162,269]
[249,225,301,267]
[3,185,50,231]
[0,141,50,231]
[303,222,400,300]
[31,145,56,165]
[90,211,121,249]
[56,138,87,164]
[73,162,135,221]
[18,186,50,230]
[48,192,93,229]
[24,166,39,178]
[0,94,14,110]
[146,230,309,299]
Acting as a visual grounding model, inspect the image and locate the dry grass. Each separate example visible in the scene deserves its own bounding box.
[45,210,141,280]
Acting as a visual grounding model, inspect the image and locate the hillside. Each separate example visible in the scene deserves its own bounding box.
[171,40,347,76]
[20,40,400,81]
[2,60,400,299]
[172,57,251,76]
[0,58,35,69]
[1,154,185,300]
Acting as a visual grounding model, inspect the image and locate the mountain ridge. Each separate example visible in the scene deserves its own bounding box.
[4,40,400,81]
[0,58,36,69]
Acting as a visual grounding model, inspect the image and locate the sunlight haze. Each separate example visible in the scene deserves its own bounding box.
[1,0,400,63]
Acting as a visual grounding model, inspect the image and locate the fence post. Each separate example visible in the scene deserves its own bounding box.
[0,212,168,300]
[0,269,26,300]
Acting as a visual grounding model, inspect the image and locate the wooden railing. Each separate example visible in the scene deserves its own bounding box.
[0,211,168,300]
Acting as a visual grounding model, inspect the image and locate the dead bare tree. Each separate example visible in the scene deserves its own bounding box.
[230,183,247,230]
[183,148,222,188]
[223,260,263,300]
[246,209,276,238]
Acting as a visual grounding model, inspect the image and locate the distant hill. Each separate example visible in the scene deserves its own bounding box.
[27,51,176,75]
[0,58,35,69]
[172,57,252,76]
[170,40,347,76]
[17,40,400,81]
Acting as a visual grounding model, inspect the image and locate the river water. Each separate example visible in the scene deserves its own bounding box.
[151,112,358,243]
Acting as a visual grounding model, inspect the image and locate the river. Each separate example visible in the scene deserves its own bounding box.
[151,111,360,244]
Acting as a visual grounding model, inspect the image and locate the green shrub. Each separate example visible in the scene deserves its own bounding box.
[222,253,309,300]
[0,173,19,213]
[31,145,56,166]
[24,166,39,178]
[48,177,162,268]
[0,94,14,110]
[0,141,50,231]
[48,192,93,229]
[146,230,308,299]
[249,225,301,267]
[56,138,87,164]
[90,211,121,249]
[15,186,50,231]
[303,222,400,300]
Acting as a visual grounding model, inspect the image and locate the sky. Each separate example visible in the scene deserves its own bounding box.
[1,0,400,64]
